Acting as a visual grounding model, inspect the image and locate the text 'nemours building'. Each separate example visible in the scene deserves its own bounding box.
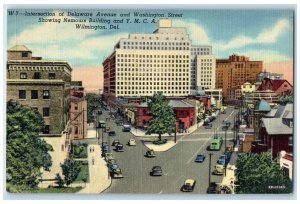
[103,19,216,108]
[6,45,72,136]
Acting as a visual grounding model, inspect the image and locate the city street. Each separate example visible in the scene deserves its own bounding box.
[97,106,238,194]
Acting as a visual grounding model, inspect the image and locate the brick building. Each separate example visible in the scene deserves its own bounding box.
[70,84,87,140]
[136,100,196,131]
[6,45,72,136]
[216,54,263,100]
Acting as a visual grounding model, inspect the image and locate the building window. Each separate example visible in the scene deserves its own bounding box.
[43,125,50,134]
[288,136,293,146]
[19,90,26,99]
[43,90,50,99]
[31,90,38,99]
[33,72,41,79]
[43,107,50,117]
[48,73,56,79]
[22,52,28,58]
[20,72,27,79]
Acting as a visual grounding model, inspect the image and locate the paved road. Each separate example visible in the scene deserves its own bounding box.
[98,107,238,194]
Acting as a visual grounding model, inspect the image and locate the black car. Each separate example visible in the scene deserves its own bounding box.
[151,166,162,176]
[207,182,218,194]
[112,139,120,146]
[109,131,116,136]
[181,179,196,192]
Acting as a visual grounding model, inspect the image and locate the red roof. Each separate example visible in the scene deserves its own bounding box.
[257,78,292,91]
[283,154,293,161]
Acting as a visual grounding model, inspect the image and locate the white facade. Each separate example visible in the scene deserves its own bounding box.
[196,55,216,91]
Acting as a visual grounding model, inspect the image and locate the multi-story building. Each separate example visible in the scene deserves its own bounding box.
[6,45,72,136]
[216,54,263,100]
[103,19,215,108]
[70,84,87,140]
[257,71,284,84]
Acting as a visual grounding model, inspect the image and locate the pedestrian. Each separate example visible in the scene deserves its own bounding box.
[89,147,92,153]
[92,146,94,152]
[92,157,95,165]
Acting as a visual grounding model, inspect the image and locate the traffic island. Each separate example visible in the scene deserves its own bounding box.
[143,140,177,152]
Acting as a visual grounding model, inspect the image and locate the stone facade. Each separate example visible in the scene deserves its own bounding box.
[6,45,72,136]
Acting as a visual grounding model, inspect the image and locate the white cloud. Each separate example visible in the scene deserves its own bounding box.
[218,18,290,50]
[173,19,210,45]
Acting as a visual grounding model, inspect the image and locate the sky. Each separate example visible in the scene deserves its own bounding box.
[6,8,294,82]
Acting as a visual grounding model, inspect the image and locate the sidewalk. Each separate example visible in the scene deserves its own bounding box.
[220,151,238,193]
[143,141,177,152]
[76,143,111,194]
[72,128,111,193]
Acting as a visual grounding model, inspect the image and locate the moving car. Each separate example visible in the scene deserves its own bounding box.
[122,125,131,132]
[150,166,162,176]
[213,164,225,175]
[128,139,137,146]
[112,139,120,146]
[115,144,124,152]
[108,130,116,136]
[181,179,196,192]
[195,154,205,163]
[146,149,156,158]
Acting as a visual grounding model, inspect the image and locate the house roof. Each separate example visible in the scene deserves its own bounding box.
[139,100,194,108]
[283,154,293,161]
[265,109,277,117]
[257,78,292,91]
[8,45,31,52]
[262,118,293,135]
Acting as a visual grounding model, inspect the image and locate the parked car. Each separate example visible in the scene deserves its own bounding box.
[217,155,226,166]
[205,123,213,129]
[109,130,116,136]
[107,159,117,166]
[102,142,108,148]
[108,163,119,172]
[128,139,136,146]
[151,166,162,176]
[181,179,196,192]
[104,153,114,162]
[115,144,124,152]
[111,168,124,179]
[195,154,205,163]
[146,149,156,158]
[122,125,131,132]
[207,182,218,194]
[112,139,120,146]
[213,164,225,175]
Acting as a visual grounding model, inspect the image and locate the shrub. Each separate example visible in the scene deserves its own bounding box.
[153,139,167,145]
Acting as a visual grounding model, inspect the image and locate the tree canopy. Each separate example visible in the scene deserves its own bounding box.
[6,100,53,189]
[86,93,102,123]
[146,92,176,141]
[236,151,292,193]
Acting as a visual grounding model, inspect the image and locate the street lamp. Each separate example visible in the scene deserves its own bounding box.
[208,153,213,187]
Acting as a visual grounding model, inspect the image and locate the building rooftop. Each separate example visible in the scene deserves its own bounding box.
[262,118,293,135]
[139,100,194,108]
[8,45,31,52]
[254,99,271,112]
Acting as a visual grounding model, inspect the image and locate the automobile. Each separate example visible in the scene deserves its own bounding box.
[107,158,117,166]
[115,144,124,152]
[128,139,136,146]
[181,179,196,192]
[213,164,225,175]
[217,155,226,165]
[221,110,226,114]
[112,139,120,146]
[108,130,116,136]
[102,145,109,153]
[209,136,223,151]
[108,163,119,172]
[207,182,218,194]
[111,168,124,179]
[205,123,213,129]
[150,166,162,176]
[105,127,110,132]
[145,149,156,158]
[122,125,131,132]
[104,153,114,162]
[195,154,205,163]
[102,142,108,148]
[115,120,123,126]
[98,110,102,115]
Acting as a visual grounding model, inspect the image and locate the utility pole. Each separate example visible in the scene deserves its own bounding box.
[225,127,227,177]
[174,120,177,143]
[208,153,213,187]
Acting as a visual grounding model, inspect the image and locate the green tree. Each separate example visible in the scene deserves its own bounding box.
[86,93,102,123]
[6,100,53,189]
[146,92,176,141]
[61,159,81,186]
[236,151,292,193]
[55,173,64,188]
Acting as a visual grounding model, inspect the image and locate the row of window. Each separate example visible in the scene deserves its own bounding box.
[117,73,189,77]
[117,64,189,68]
[116,90,189,95]
[117,54,189,58]
[117,68,189,72]
[121,46,190,50]
[117,81,188,85]
[117,86,189,90]
[117,59,189,63]
[123,41,189,46]
[19,90,50,99]
[116,77,189,81]
[20,72,56,79]
[191,52,210,55]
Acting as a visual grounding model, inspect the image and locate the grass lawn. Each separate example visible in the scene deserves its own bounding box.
[21,187,83,193]
[72,144,88,159]
[73,161,90,183]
